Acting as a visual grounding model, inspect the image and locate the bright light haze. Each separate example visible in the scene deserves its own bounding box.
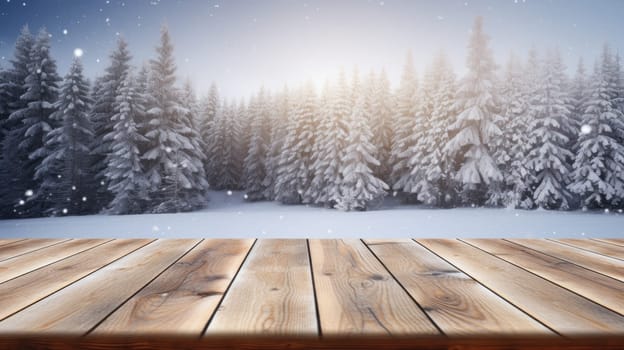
[1,0,622,99]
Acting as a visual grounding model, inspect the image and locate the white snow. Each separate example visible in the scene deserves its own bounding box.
[0,191,622,238]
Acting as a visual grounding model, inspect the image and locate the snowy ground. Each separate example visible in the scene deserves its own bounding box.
[0,191,623,238]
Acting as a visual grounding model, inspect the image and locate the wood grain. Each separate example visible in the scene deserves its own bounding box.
[0,239,69,262]
[0,239,153,321]
[0,239,27,248]
[365,239,551,335]
[0,239,110,283]
[465,239,624,315]
[509,239,624,281]
[418,239,624,335]
[310,239,439,336]
[595,239,624,248]
[93,239,254,336]
[0,239,199,335]
[555,239,624,260]
[206,239,316,336]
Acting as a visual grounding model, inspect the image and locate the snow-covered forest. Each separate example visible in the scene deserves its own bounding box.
[1,16,624,218]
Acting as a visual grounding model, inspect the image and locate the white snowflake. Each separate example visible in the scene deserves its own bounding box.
[82,196,87,202]
[580,124,592,135]
[227,190,233,196]
[62,208,68,214]
[62,29,68,35]
[24,189,33,197]
[18,199,25,205]
[73,48,83,58]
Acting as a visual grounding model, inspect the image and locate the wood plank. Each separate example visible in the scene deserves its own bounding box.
[0,239,69,262]
[555,239,624,260]
[365,239,551,335]
[0,239,153,321]
[93,239,254,336]
[465,239,624,315]
[0,239,27,248]
[309,239,439,336]
[417,239,624,335]
[0,239,110,283]
[595,239,624,248]
[509,239,624,282]
[0,239,199,335]
[205,239,316,336]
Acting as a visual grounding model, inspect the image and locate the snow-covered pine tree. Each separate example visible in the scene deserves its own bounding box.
[308,70,350,207]
[90,38,132,211]
[370,69,394,183]
[390,51,418,189]
[243,88,271,200]
[496,53,531,208]
[569,45,624,209]
[204,99,227,189]
[104,73,150,214]
[394,63,435,202]
[525,49,575,210]
[445,17,502,205]
[336,85,388,211]
[275,82,317,204]
[143,26,208,213]
[263,86,290,200]
[34,58,93,216]
[0,26,35,217]
[199,82,219,176]
[570,59,588,140]
[10,28,61,216]
[418,53,457,207]
[305,81,332,204]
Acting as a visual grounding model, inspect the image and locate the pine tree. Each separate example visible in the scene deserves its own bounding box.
[336,88,388,211]
[242,88,271,200]
[0,26,35,217]
[199,82,219,176]
[525,50,575,210]
[445,17,502,205]
[275,82,317,204]
[263,86,290,200]
[143,26,208,213]
[90,38,132,211]
[370,69,394,183]
[390,51,418,188]
[569,46,624,209]
[34,58,93,216]
[419,53,457,207]
[10,28,61,216]
[104,73,150,214]
[306,81,332,204]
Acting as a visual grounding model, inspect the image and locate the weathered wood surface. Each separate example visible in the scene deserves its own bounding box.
[0,238,623,340]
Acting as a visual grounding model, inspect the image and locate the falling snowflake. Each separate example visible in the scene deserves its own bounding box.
[25,189,33,197]
[82,196,87,202]
[62,208,68,214]
[18,199,25,205]
[152,225,160,232]
[62,29,68,35]
[73,48,84,58]
[227,190,233,196]
[72,185,76,190]
[243,194,248,199]
[580,124,592,134]
[165,146,172,153]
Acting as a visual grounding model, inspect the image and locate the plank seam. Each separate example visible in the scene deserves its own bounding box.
[463,239,624,319]
[0,239,158,323]
[0,239,115,286]
[545,239,624,262]
[84,239,205,336]
[592,239,624,248]
[306,239,323,337]
[504,239,624,284]
[0,239,73,263]
[200,238,258,338]
[0,239,28,248]
[360,239,445,336]
[412,239,559,336]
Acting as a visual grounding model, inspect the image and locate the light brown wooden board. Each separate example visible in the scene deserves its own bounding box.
[418,239,624,335]
[310,239,439,336]
[595,239,624,248]
[93,239,254,336]
[365,239,551,335]
[555,239,624,260]
[205,239,317,336]
[0,239,69,262]
[465,239,624,316]
[509,239,624,282]
[0,239,27,248]
[0,239,110,284]
[0,239,199,335]
[0,239,153,322]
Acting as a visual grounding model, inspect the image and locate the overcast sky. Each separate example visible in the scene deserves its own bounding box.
[1,0,623,99]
